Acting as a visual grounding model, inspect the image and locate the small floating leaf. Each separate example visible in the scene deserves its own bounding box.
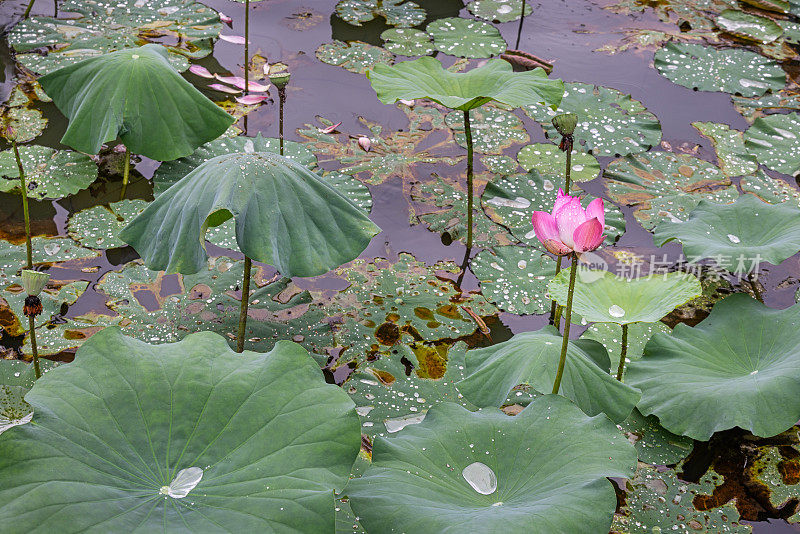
[744,112,800,175]
[427,17,507,58]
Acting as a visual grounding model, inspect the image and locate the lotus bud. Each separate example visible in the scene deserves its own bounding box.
[552,113,577,137]
[357,136,371,152]
[219,12,233,24]
[1,124,16,141]
[21,269,49,296]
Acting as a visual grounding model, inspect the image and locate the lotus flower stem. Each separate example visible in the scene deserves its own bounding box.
[13,141,41,378]
[244,0,250,98]
[615,323,628,381]
[552,254,577,395]
[515,0,527,50]
[236,256,252,353]
[464,109,475,251]
[119,146,131,201]
[278,86,286,156]
[549,258,562,326]
[748,272,764,303]
[23,0,36,18]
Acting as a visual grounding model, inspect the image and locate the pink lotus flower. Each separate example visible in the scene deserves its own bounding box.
[531,190,605,255]
[189,65,214,78]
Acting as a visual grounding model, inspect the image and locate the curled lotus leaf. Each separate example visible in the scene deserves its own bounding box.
[0,327,361,532]
[628,294,800,440]
[347,396,637,533]
[654,42,786,97]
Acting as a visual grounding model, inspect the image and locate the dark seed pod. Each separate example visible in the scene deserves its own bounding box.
[23,295,43,318]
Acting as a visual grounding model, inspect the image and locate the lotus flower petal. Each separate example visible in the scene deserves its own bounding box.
[219,12,232,24]
[584,197,605,229]
[208,83,241,94]
[188,65,213,79]
[219,35,247,44]
[531,210,560,242]
[552,188,572,215]
[399,99,414,106]
[320,122,342,134]
[572,218,604,253]
[358,137,371,152]
[554,197,587,250]
[215,74,245,85]
[236,94,268,105]
[543,238,572,256]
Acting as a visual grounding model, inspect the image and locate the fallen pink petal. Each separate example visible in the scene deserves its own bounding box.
[219,35,248,44]
[358,136,371,152]
[320,122,342,134]
[219,12,233,24]
[208,83,241,94]
[188,65,214,79]
[236,94,269,105]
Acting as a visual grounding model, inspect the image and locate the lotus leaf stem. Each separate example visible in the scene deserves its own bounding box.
[120,146,131,201]
[237,256,252,353]
[278,86,286,156]
[13,141,41,378]
[23,0,36,18]
[615,323,628,381]
[464,109,475,251]
[515,0,527,50]
[552,254,577,395]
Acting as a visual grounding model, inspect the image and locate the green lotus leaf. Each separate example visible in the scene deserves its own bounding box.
[741,0,790,13]
[628,293,800,440]
[744,112,800,175]
[335,0,425,27]
[0,359,60,435]
[616,408,693,465]
[778,19,800,43]
[604,151,739,230]
[0,238,99,276]
[654,42,786,97]
[0,84,49,143]
[39,44,234,161]
[480,154,518,174]
[410,177,517,247]
[346,396,637,533]
[0,327,361,532]
[616,465,753,533]
[380,28,434,56]
[517,143,600,182]
[153,134,318,195]
[582,321,671,363]
[7,0,220,75]
[467,0,532,22]
[427,17,507,58]
[346,342,474,440]
[691,121,758,177]
[481,170,626,247]
[316,41,394,74]
[732,89,800,123]
[471,246,556,315]
[445,105,529,154]
[88,257,330,352]
[740,169,800,206]
[0,145,97,199]
[750,433,800,523]
[67,199,149,249]
[366,56,563,111]
[716,9,783,43]
[523,82,662,157]
[457,328,641,422]
[549,269,702,325]
[120,151,380,277]
[654,195,800,266]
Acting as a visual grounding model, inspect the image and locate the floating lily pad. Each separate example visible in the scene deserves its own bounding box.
[655,195,800,266]
[67,200,149,250]
[583,321,671,363]
[654,42,786,97]
[0,327,361,532]
[716,10,783,43]
[741,0,790,13]
[692,121,758,177]
[445,106,529,154]
[616,465,752,533]
[778,19,800,43]
[335,0,425,27]
[8,0,221,75]
[744,112,800,175]
[0,359,60,436]
[380,28,434,56]
[471,246,556,315]
[749,437,800,522]
[411,177,517,247]
[0,238,99,277]
[740,169,800,206]
[457,328,641,422]
[0,146,97,200]
[346,342,473,440]
[523,82,662,157]
[316,41,393,74]
[0,84,49,144]
[153,134,318,196]
[617,408,694,465]
[549,269,702,325]
[732,90,800,123]
[92,257,329,351]
[330,254,499,365]
[604,151,738,230]
[482,170,626,247]
[480,154,518,174]
[299,107,460,187]
[427,17,507,58]
[629,293,800,440]
[467,0,532,23]
[517,143,601,182]
[605,0,739,31]
[347,396,637,533]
